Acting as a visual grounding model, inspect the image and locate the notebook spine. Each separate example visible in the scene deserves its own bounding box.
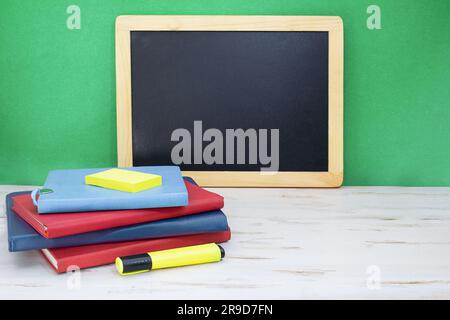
[38,192,189,214]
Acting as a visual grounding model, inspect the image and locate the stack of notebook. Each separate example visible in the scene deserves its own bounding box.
[6,166,231,273]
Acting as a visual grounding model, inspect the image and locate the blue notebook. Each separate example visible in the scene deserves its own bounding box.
[35,166,188,213]
[6,191,229,252]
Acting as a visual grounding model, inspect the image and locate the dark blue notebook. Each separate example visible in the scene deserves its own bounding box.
[6,190,229,252]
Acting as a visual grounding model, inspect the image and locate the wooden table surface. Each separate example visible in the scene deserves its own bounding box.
[1,185,449,299]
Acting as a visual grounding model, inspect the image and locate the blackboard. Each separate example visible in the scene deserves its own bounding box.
[116,16,343,187]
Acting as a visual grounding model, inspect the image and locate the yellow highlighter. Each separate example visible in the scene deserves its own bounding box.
[115,243,225,275]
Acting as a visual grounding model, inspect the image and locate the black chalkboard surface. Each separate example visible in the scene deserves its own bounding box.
[115,15,343,187]
[131,31,328,171]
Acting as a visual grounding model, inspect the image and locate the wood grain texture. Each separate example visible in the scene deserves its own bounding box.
[1,185,450,299]
[116,21,133,168]
[115,15,344,187]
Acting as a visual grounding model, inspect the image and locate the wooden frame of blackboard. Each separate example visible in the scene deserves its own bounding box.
[115,15,343,187]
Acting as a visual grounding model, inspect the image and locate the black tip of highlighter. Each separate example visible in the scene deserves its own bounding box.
[218,245,225,259]
[121,254,152,274]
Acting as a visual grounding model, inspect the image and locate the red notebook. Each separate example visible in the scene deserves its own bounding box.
[41,230,231,273]
[12,181,224,238]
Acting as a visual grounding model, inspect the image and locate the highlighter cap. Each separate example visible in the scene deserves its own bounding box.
[116,254,152,275]
[218,245,225,259]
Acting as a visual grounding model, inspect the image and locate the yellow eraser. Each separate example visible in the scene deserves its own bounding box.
[85,169,162,193]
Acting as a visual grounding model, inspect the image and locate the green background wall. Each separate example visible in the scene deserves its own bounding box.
[1,0,449,186]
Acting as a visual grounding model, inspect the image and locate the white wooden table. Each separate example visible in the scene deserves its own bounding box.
[1,185,449,299]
